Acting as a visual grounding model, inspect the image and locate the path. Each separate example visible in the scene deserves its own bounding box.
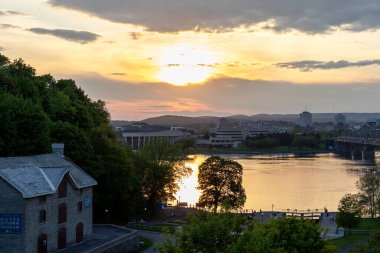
[138,230,173,253]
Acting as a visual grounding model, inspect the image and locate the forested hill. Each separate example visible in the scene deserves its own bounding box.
[0,54,139,222]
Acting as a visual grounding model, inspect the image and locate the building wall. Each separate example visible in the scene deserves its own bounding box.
[0,178,25,253]
[23,178,93,253]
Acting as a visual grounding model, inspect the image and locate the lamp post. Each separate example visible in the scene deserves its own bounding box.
[261,212,264,223]
[272,204,274,217]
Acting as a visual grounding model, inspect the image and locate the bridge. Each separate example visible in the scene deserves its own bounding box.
[334,125,380,159]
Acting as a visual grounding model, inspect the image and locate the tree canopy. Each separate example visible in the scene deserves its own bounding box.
[356,168,380,218]
[336,193,362,233]
[0,54,138,222]
[197,156,246,212]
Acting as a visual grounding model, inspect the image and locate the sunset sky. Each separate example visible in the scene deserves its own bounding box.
[1,0,380,120]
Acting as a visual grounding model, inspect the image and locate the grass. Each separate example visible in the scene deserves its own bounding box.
[330,234,369,251]
[356,218,380,230]
[131,236,153,253]
[329,219,380,252]
[127,223,179,234]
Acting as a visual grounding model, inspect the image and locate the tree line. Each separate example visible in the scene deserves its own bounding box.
[0,54,191,223]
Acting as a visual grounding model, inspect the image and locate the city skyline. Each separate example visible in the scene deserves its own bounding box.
[1,0,380,119]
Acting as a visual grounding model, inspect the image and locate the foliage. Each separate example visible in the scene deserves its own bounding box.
[197,156,246,212]
[0,53,137,223]
[134,138,191,212]
[356,169,380,218]
[230,218,331,253]
[158,212,247,253]
[336,193,362,234]
[244,137,279,149]
[292,135,318,148]
[351,232,380,253]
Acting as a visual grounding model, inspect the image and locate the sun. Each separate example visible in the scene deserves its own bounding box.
[156,44,216,86]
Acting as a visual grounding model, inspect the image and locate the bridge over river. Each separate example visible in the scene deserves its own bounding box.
[334,125,380,159]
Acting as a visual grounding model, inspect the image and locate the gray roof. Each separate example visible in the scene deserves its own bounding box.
[0,153,97,198]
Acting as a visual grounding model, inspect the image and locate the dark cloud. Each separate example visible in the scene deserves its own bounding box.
[129,32,141,40]
[28,28,100,44]
[0,10,26,15]
[109,73,127,76]
[1,24,20,29]
[276,60,380,72]
[6,11,26,15]
[49,0,380,33]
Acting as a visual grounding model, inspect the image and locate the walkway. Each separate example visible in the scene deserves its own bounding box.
[138,230,173,253]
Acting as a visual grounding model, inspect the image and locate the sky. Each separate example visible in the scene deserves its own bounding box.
[1,0,380,120]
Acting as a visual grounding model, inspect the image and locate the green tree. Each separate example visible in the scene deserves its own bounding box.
[0,53,139,223]
[230,218,334,253]
[158,212,247,253]
[356,169,380,218]
[135,138,191,212]
[352,232,380,253]
[336,193,362,234]
[197,156,246,212]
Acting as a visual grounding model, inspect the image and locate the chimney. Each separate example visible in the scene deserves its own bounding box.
[52,143,64,156]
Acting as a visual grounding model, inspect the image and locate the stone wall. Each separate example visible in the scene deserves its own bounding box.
[0,178,25,253]
[24,177,93,253]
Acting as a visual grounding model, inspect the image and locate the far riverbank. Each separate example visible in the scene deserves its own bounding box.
[185,147,331,156]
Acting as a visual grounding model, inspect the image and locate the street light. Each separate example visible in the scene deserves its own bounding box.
[261,212,264,223]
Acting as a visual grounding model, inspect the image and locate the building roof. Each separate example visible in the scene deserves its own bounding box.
[0,153,97,198]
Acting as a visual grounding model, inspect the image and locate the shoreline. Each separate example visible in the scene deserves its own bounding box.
[185,148,332,156]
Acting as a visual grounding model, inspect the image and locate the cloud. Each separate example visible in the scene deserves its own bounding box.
[276,60,380,72]
[109,73,127,76]
[129,32,141,40]
[28,28,100,43]
[68,74,380,120]
[49,0,380,33]
[1,24,20,29]
[0,46,4,51]
[0,10,26,15]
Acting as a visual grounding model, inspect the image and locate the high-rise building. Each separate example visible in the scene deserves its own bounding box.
[299,111,312,127]
[334,113,346,124]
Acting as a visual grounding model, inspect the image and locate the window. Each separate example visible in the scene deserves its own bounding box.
[58,203,67,224]
[77,201,83,213]
[57,228,66,250]
[39,210,46,223]
[58,179,67,198]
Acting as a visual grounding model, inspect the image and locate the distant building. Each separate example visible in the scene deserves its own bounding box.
[335,114,346,124]
[121,123,191,150]
[0,144,97,253]
[217,118,229,129]
[299,111,312,127]
[366,118,380,128]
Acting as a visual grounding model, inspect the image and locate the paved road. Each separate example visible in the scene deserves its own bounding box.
[138,230,173,253]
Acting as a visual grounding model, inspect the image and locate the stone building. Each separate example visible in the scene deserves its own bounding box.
[0,145,97,253]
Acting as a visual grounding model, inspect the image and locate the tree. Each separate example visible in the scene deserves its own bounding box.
[197,156,246,212]
[356,169,380,218]
[336,193,362,234]
[158,212,247,253]
[134,138,191,212]
[0,53,139,223]
[352,232,380,253]
[230,218,335,253]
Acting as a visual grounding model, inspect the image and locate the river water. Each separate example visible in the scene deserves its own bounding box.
[176,153,380,212]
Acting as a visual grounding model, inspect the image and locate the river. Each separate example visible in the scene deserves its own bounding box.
[176,153,380,212]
